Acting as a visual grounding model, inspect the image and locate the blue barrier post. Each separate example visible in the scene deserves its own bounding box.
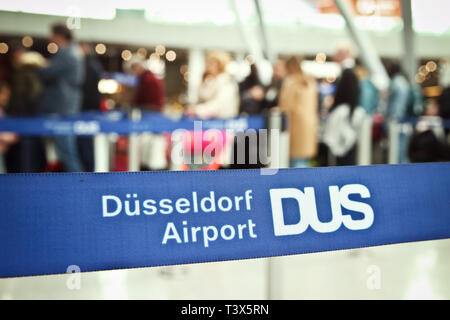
[128,109,142,172]
[357,115,373,166]
[266,109,290,300]
[94,134,110,172]
[388,119,400,164]
[0,154,5,174]
[267,108,289,169]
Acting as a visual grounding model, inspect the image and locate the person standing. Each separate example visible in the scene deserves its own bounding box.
[77,43,104,172]
[38,23,85,172]
[184,51,239,169]
[323,42,362,166]
[5,47,47,173]
[263,59,287,110]
[331,42,360,115]
[124,54,166,170]
[0,82,18,173]
[278,56,318,168]
[386,63,411,120]
[439,85,450,136]
[185,51,239,119]
[233,64,266,169]
[355,59,379,115]
[238,64,264,115]
[127,55,165,111]
[386,63,413,164]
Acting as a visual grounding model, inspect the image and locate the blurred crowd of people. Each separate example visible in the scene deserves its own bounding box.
[1,23,450,174]
[0,24,105,173]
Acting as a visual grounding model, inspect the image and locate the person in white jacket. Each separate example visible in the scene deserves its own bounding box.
[323,42,365,166]
[323,103,365,165]
[185,51,239,119]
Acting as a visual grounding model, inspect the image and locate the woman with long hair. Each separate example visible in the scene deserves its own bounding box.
[323,53,364,166]
[278,56,319,168]
[185,51,239,119]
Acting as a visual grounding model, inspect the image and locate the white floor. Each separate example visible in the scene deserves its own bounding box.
[1,239,449,300]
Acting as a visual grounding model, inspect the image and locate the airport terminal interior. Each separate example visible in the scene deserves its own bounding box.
[0,0,449,300]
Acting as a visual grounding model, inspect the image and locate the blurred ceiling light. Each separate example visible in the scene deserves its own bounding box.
[165,50,176,62]
[121,49,132,61]
[315,52,327,64]
[415,73,425,83]
[22,36,33,48]
[137,48,147,58]
[95,43,107,55]
[98,79,119,94]
[0,42,8,54]
[47,42,58,54]
[425,61,437,72]
[180,64,188,74]
[245,55,255,65]
[155,45,166,56]
[149,52,160,61]
[418,65,428,76]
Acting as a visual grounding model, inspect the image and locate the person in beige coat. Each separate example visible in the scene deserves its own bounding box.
[278,56,319,168]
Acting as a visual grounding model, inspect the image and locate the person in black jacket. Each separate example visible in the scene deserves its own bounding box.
[331,43,360,113]
[5,46,46,173]
[238,64,264,115]
[231,64,266,169]
[262,59,286,110]
[77,43,104,172]
[438,86,450,135]
[328,42,361,166]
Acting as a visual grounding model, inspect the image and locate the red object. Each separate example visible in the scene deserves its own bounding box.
[372,113,385,141]
[99,97,109,112]
[134,70,165,110]
[45,161,63,172]
[113,136,129,172]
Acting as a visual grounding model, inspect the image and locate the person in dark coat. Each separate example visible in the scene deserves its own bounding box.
[126,55,165,111]
[331,45,360,114]
[238,64,264,115]
[409,130,450,162]
[77,43,104,172]
[327,42,361,166]
[262,59,286,110]
[438,86,450,135]
[4,47,47,173]
[38,23,85,172]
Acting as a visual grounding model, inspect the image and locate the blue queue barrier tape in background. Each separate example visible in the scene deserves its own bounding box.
[0,112,266,136]
[0,162,449,278]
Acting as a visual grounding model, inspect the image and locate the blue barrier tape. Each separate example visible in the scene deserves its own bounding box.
[0,162,449,278]
[103,72,139,87]
[0,112,266,135]
[0,112,266,134]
